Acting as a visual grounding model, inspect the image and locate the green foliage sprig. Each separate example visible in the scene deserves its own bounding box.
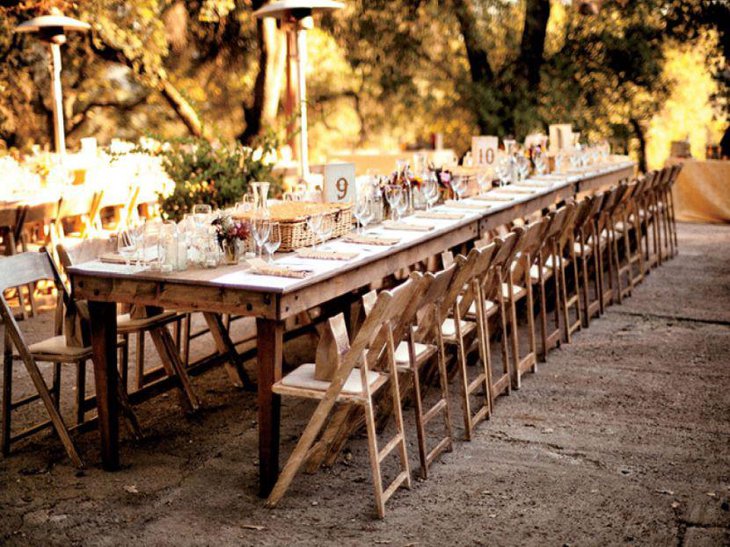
[152,133,282,221]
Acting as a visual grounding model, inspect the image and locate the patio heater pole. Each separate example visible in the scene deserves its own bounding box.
[49,42,65,155]
[296,19,310,180]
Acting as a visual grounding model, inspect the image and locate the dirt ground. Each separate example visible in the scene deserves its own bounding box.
[0,222,728,546]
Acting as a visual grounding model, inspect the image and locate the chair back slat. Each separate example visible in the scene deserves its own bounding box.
[57,238,114,270]
[0,251,56,292]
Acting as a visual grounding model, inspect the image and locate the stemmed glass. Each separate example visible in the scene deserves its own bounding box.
[384,185,404,221]
[354,195,374,233]
[476,169,492,195]
[306,213,324,249]
[116,228,139,266]
[516,155,530,182]
[533,150,547,175]
[319,217,334,248]
[496,154,512,187]
[451,175,466,201]
[423,174,439,209]
[263,222,281,262]
[192,204,212,228]
[252,217,271,258]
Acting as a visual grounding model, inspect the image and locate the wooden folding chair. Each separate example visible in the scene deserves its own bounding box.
[594,185,624,310]
[612,181,639,302]
[615,177,647,288]
[1,250,140,466]
[57,239,200,414]
[659,164,681,259]
[267,276,421,518]
[439,248,493,440]
[505,220,549,389]
[572,195,604,327]
[474,232,521,403]
[0,205,33,319]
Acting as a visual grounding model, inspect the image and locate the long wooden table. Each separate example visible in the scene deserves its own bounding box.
[67,160,634,496]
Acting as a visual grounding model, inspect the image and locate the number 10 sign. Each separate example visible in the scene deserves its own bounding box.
[472,136,499,167]
[323,162,356,203]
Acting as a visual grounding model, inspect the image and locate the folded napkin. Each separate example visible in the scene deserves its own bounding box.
[296,248,360,261]
[493,187,536,194]
[343,233,401,246]
[247,258,312,279]
[414,211,465,220]
[99,252,129,265]
[510,184,546,192]
[444,200,489,210]
[473,194,513,202]
[382,221,434,232]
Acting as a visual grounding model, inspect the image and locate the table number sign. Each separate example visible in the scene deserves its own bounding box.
[323,162,356,203]
[549,124,573,152]
[472,136,499,167]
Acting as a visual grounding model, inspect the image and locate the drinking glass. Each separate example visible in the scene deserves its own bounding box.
[384,185,403,221]
[516,155,530,182]
[143,220,162,270]
[496,155,512,186]
[423,174,439,209]
[319,217,334,248]
[252,217,271,258]
[476,169,492,194]
[360,198,374,231]
[116,229,138,266]
[533,150,547,175]
[306,213,324,249]
[451,175,466,201]
[192,204,212,229]
[263,222,281,262]
[354,195,371,233]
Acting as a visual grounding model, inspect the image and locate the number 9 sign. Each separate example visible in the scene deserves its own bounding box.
[324,162,356,203]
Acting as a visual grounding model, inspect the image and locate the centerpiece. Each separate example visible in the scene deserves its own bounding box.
[213,214,251,265]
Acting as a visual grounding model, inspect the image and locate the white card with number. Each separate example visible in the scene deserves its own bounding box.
[323,162,356,203]
[472,136,499,167]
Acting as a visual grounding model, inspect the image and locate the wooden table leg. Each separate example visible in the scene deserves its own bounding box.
[88,300,120,471]
[256,318,284,497]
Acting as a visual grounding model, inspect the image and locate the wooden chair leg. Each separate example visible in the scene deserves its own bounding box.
[75,360,86,426]
[2,334,12,456]
[135,331,145,390]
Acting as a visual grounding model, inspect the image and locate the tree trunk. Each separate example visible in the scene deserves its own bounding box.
[158,78,203,137]
[239,8,286,145]
[517,0,551,89]
[630,117,648,173]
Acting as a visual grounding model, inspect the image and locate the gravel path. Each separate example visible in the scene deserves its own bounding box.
[0,222,728,546]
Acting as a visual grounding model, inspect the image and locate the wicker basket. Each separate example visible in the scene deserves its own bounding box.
[234,202,353,252]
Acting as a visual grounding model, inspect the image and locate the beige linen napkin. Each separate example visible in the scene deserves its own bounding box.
[343,233,401,246]
[296,248,360,261]
[414,211,465,220]
[247,258,312,279]
[382,221,434,232]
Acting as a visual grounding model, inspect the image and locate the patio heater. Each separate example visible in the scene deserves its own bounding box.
[253,0,344,183]
[14,12,91,156]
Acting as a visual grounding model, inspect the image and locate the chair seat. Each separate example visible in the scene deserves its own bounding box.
[574,241,592,257]
[394,341,434,364]
[530,263,553,282]
[442,317,475,339]
[117,310,180,333]
[466,299,497,318]
[501,282,526,300]
[29,336,92,361]
[275,363,384,398]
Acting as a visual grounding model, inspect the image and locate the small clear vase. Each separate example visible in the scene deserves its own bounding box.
[222,240,240,265]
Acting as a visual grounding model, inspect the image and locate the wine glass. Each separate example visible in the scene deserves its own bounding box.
[306,213,324,249]
[360,198,374,232]
[516,155,530,182]
[319,216,334,248]
[451,175,466,201]
[116,229,138,266]
[423,174,439,209]
[496,154,512,187]
[384,185,403,221]
[263,222,281,262]
[252,217,271,258]
[476,169,492,195]
[533,150,547,175]
[354,195,372,233]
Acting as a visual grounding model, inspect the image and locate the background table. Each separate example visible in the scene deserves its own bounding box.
[666,158,730,223]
